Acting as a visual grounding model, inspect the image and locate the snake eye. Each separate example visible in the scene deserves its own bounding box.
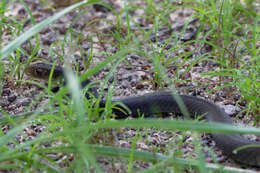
[35,68,43,75]
[34,68,47,78]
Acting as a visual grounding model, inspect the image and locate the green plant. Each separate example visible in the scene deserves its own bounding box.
[0,0,259,172]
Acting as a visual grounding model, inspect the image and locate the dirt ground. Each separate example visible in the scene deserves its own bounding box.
[1,0,259,172]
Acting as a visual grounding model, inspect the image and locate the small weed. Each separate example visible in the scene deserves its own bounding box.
[0,0,259,172]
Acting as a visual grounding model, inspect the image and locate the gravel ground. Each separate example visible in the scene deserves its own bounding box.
[1,0,259,172]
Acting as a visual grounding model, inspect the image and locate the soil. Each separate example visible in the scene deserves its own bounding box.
[1,0,259,172]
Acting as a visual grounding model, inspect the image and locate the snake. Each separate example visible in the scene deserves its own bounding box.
[25,62,260,167]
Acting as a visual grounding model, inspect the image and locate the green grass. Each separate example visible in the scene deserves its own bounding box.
[0,0,259,172]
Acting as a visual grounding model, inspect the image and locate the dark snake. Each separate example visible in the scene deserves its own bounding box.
[25,62,260,167]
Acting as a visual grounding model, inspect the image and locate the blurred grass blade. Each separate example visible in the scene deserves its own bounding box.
[90,119,260,135]
[87,145,258,173]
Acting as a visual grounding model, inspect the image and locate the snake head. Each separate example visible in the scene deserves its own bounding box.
[25,62,64,80]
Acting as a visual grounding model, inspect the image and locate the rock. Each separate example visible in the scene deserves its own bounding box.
[8,94,17,102]
[221,104,240,115]
[41,30,56,45]
[18,98,31,107]
[2,88,11,96]
[108,75,114,83]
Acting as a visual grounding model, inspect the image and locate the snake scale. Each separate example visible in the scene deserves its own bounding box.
[25,62,260,167]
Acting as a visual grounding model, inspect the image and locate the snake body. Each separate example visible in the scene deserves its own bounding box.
[25,62,260,167]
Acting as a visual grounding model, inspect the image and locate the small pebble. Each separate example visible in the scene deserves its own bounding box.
[18,98,31,106]
[2,88,11,96]
[8,94,17,102]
